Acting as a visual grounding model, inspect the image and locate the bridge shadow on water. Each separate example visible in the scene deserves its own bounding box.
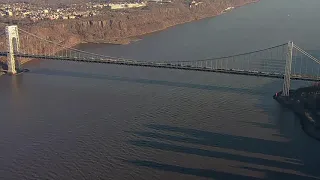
[28,68,311,135]
[28,68,271,96]
[120,79,319,179]
[27,68,320,179]
[125,124,320,180]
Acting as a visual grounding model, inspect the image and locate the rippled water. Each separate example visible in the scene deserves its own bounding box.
[1,0,320,179]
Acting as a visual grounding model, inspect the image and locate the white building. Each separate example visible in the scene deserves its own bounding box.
[6,10,13,16]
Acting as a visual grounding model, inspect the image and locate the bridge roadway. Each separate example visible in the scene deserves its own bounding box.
[1,52,320,82]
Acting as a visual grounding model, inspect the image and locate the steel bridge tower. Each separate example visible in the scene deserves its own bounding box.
[282,41,293,97]
[5,25,21,74]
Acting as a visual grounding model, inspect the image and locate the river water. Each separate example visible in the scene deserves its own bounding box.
[1,0,320,179]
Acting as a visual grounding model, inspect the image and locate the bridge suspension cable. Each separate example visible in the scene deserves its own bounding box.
[17,28,136,62]
[162,43,288,63]
[293,44,320,65]
[288,44,320,79]
[2,26,320,82]
[9,27,292,77]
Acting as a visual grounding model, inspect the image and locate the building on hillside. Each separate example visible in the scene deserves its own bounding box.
[68,15,76,19]
[6,10,13,16]
[108,2,147,10]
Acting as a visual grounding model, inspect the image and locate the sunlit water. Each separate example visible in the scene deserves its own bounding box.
[1,0,320,179]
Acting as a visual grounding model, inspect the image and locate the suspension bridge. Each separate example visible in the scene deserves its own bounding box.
[1,25,320,96]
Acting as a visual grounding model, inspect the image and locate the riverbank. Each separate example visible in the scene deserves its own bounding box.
[273,92,320,141]
[0,0,258,66]
[76,0,259,45]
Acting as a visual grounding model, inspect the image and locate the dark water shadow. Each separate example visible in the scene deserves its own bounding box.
[237,121,279,130]
[125,124,320,180]
[128,138,299,170]
[28,68,266,96]
[125,159,258,180]
[28,69,318,139]
[24,66,320,179]
[129,125,288,157]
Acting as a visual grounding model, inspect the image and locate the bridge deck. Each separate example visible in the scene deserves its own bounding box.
[1,53,320,81]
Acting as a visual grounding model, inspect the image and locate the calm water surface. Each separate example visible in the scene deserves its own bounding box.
[1,0,320,179]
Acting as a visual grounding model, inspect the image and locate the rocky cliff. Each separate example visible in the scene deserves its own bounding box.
[0,0,257,64]
[60,0,257,44]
